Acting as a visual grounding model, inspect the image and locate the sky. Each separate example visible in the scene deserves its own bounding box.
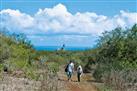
[0,0,137,47]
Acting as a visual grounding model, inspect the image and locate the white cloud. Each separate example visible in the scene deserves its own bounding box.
[0,4,136,36]
[0,4,137,46]
[0,9,34,28]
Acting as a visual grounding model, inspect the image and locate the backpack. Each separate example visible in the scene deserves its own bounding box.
[65,64,69,72]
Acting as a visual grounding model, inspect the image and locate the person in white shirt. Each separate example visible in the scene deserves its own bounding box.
[66,60,74,81]
[77,65,83,82]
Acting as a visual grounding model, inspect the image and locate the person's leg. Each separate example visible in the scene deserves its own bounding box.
[69,72,72,81]
[79,73,81,82]
[67,72,70,80]
[77,73,81,82]
[68,72,71,81]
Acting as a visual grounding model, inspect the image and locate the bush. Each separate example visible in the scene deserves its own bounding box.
[93,64,110,81]
[93,25,137,90]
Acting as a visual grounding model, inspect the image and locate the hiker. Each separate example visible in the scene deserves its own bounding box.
[77,65,83,82]
[65,60,74,81]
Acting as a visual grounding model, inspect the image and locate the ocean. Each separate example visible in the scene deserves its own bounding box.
[34,46,92,51]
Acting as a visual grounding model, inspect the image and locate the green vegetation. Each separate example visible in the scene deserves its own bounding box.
[0,31,38,78]
[0,24,137,91]
[96,24,137,68]
[93,24,137,91]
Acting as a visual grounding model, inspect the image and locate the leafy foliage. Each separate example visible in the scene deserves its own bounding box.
[93,24,137,90]
[96,24,137,69]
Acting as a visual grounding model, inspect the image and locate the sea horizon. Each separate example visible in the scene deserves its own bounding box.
[34,45,92,51]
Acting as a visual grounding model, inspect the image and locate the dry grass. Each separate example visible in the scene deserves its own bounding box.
[102,69,137,91]
[0,68,64,91]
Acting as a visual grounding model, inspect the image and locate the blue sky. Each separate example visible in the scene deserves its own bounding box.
[0,0,137,47]
[1,0,136,16]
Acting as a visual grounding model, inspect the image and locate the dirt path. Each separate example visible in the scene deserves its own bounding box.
[58,71,99,91]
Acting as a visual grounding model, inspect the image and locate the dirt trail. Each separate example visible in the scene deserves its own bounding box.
[58,71,99,91]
